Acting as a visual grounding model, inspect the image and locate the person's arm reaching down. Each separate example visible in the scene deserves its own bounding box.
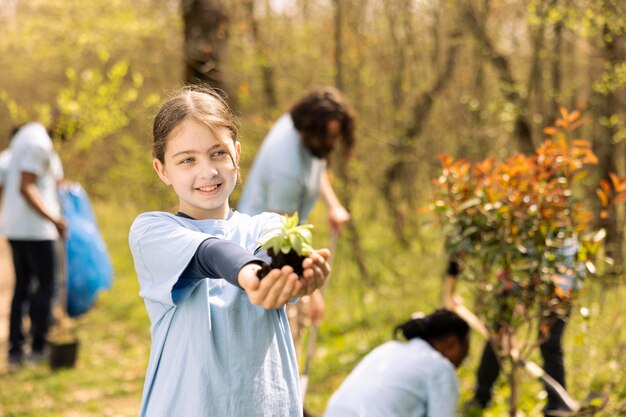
[320,169,350,233]
[20,171,67,237]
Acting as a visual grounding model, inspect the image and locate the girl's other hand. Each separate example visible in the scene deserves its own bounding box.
[300,248,331,296]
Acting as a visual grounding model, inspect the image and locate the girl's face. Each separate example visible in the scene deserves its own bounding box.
[153,117,241,220]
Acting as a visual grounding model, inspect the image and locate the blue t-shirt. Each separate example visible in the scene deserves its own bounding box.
[129,211,301,417]
[238,114,326,221]
[323,339,459,417]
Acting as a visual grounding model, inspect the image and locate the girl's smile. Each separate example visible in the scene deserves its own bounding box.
[153,117,241,220]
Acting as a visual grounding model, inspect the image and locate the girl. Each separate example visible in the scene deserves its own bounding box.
[323,309,470,417]
[129,86,331,417]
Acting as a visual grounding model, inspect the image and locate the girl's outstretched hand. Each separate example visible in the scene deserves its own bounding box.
[300,248,331,296]
[237,248,332,309]
[238,263,304,309]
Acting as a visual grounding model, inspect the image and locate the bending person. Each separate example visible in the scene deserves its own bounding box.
[323,309,470,417]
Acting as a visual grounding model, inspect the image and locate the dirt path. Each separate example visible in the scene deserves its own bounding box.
[0,238,13,373]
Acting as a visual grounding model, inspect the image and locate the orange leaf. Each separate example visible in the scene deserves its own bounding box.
[570,120,582,131]
[609,172,626,192]
[614,194,626,204]
[600,179,611,195]
[543,127,558,135]
[583,152,598,165]
[596,189,609,207]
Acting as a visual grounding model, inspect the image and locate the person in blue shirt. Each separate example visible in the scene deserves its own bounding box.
[323,309,470,417]
[128,85,332,417]
[238,86,355,231]
[238,86,356,370]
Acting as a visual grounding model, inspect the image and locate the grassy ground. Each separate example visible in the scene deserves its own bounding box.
[0,202,147,417]
[0,201,625,416]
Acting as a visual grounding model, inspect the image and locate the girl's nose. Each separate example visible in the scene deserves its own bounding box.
[199,159,219,178]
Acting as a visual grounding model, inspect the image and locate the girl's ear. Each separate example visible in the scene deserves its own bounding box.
[234,141,241,165]
[153,158,171,186]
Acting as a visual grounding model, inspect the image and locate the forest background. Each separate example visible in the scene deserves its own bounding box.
[0,0,625,416]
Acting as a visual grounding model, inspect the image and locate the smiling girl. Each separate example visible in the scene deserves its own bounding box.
[129,86,331,417]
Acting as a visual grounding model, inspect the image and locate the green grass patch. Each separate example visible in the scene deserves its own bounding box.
[1,201,625,416]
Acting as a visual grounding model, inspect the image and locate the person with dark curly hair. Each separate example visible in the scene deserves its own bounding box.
[238,85,356,353]
[239,86,356,233]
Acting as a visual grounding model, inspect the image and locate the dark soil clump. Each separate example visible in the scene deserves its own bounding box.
[257,248,306,279]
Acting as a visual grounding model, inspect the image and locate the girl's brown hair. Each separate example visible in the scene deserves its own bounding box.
[152,85,239,163]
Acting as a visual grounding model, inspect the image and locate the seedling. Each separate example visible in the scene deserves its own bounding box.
[256,213,314,278]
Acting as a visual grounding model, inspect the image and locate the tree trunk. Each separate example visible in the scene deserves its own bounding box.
[507,356,520,417]
[182,0,233,101]
[549,20,563,124]
[524,0,554,137]
[334,0,343,90]
[382,28,462,245]
[595,24,624,277]
[462,2,534,154]
[331,0,371,284]
[384,0,409,110]
[243,0,277,109]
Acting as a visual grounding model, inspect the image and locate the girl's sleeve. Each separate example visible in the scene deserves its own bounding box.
[129,213,211,306]
[179,238,267,289]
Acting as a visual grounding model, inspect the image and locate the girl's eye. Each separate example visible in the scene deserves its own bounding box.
[179,157,194,165]
[211,150,228,159]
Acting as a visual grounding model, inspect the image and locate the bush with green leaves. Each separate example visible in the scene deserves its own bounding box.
[430,108,626,416]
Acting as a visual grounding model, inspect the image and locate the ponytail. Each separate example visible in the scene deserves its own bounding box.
[393,309,469,345]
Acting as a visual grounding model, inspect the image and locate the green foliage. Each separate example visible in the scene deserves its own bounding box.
[258,213,314,256]
[432,109,624,326]
[0,0,179,203]
[430,109,626,414]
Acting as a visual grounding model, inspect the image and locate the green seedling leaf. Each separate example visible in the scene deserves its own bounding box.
[258,212,314,256]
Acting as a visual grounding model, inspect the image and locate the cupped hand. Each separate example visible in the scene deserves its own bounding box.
[299,248,331,296]
[238,264,304,309]
[238,248,332,309]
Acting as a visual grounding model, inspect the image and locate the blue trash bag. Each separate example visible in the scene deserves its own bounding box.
[58,183,114,317]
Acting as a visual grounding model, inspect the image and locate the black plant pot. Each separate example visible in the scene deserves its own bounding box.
[49,339,79,370]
